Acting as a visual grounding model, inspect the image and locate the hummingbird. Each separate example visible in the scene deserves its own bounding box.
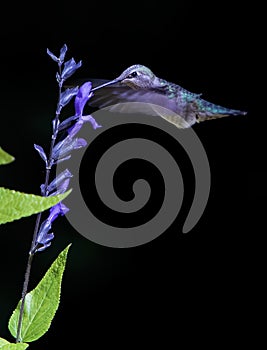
[85,64,247,129]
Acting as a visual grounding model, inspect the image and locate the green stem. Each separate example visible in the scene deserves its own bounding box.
[15,253,33,342]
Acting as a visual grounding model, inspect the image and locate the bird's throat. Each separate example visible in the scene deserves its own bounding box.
[123,81,143,90]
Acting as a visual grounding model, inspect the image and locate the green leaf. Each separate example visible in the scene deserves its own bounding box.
[8,244,71,342]
[0,188,71,224]
[0,338,9,347]
[0,147,15,165]
[0,338,28,349]
[1,345,28,350]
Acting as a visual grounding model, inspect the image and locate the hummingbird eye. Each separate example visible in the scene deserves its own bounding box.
[127,71,137,79]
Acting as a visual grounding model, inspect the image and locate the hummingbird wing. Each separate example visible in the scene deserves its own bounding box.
[88,79,174,108]
[86,78,194,128]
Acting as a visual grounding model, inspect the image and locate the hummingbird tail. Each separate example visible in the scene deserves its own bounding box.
[196,100,247,123]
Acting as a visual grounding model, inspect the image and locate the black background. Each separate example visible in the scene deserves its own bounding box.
[0,1,264,348]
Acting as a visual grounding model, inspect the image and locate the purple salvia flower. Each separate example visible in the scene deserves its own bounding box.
[52,136,87,162]
[74,82,93,117]
[74,138,87,148]
[82,115,102,130]
[67,138,88,152]
[42,169,72,196]
[33,45,100,255]
[52,137,73,159]
[58,178,70,193]
[47,202,69,223]
[48,178,70,196]
[32,202,69,253]
[55,155,71,164]
[72,82,102,130]
[59,113,101,135]
[36,242,53,252]
[58,82,100,134]
[68,115,101,135]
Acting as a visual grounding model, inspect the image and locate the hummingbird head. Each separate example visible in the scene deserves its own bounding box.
[115,64,156,89]
[91,64,161,92]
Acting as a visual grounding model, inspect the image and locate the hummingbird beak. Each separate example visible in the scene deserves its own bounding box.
[91,78,121,91]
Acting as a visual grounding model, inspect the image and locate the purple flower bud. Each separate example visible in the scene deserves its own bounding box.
[36,242,52,252]
[37,221,53,241]
[61,58,82,81]
[74,82,93,117]
[59,87,79,109]
[55,155,71,164]
[47,169,73,193]
[48,178,70,196]
[74,138,87,148]
[52,118,60,134]
[67,120,84,138]
[59,44,68,63]
[40,184,46,196]
[52,137,71,159]
[58,115,79,132]
[47,48,59,62]
[56,72,61,84]
[31,220,54,254]
[52,136,87,161]
[58,178,70,193]
[34,144,48,165]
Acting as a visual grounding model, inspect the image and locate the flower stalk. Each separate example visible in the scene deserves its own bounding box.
[15,44,99,342]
